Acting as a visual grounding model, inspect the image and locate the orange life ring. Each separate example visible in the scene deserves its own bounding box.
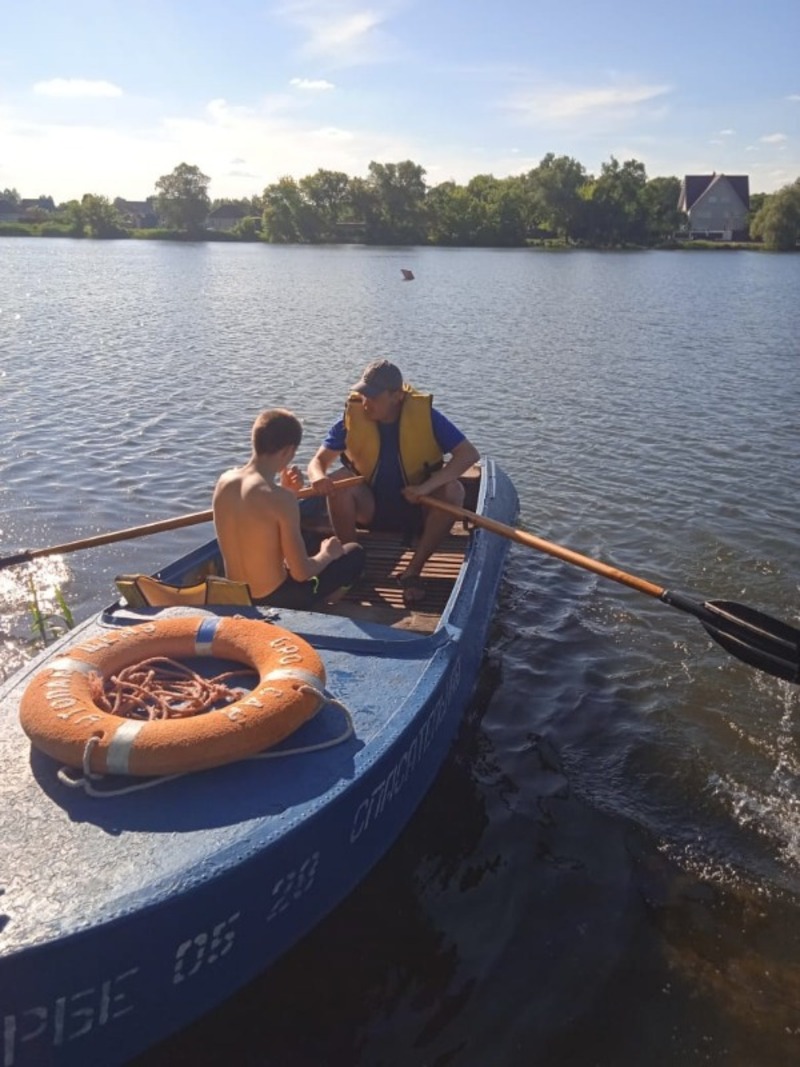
[19,615,326,777]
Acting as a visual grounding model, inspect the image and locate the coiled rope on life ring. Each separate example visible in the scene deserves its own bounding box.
[19,615,326,777]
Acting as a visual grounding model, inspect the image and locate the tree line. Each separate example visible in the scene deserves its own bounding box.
[3,156,799,249]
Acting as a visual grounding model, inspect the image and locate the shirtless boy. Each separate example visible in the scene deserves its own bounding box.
[213,409,364,608]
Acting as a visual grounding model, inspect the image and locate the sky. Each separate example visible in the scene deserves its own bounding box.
[2,0,799,204]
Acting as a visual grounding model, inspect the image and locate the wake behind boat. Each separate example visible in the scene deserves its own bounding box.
[0,459,518,1067]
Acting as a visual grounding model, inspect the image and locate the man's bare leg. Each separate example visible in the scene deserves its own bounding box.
[326,471,374,542]
[400,479,465,601]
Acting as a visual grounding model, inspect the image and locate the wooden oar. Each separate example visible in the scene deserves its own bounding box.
[420,496,800,685]
[0,476,364,571]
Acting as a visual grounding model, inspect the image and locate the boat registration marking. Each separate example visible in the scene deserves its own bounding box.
[350,658,462,843]
[266,851,321,923]
[2,907,243,1064]
[2,968,139,1066]
[172,911,241,985]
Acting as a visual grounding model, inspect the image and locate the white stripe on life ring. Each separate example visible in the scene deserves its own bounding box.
[105,720,145,775]
[49,657,96,676]
[264,667,324,689]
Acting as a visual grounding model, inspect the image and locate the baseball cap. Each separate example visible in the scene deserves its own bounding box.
[351,360,404,397]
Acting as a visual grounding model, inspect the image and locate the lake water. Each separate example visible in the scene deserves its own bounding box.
[1,239,799,1066]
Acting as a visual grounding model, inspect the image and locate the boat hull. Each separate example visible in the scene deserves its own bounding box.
[0,461,518,1066]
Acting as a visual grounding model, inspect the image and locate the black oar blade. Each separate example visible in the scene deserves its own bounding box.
[702,599,800,684]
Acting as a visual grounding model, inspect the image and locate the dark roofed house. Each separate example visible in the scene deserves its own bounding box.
[18,197,54,221]
[206,203,247,232]
[678,174,750,240]
[0,198,19,223]
[113,199,159,228]
[0,197,53,223]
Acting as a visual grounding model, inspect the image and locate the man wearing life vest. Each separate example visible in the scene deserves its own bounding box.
[307,360,480,607]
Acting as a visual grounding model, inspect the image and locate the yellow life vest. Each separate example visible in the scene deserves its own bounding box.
[344,385,443,486]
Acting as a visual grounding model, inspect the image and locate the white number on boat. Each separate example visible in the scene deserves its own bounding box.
[266,851,321,922]
[172,912,240,985]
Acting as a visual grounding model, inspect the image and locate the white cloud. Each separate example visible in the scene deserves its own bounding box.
[787,94,800,102]
[33,78,122,99]
[275,1,400,66]
[290,77,335,90]
[0,92,417,201]
[309,125,354,140]
[760,132,787,144]
[719,128,735,136]
[505,80,672,126]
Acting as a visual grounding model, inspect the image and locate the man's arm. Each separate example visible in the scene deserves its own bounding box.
[403,439,480,502]
[307,445,342,496]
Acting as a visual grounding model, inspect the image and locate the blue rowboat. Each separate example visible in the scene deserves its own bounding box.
[0,460,517,1067]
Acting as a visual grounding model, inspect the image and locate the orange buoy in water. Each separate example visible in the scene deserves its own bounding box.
[19,615,326,777]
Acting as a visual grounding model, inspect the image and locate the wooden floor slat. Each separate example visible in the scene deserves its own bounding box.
[325,529,469,632]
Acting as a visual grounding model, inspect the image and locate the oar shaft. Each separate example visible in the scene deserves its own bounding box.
[22,510,215,559]
[420,495,799,685]
[420,496,666,600]
[2,477,364,566]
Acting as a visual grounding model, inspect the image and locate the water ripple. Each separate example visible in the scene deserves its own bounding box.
[4,241,800,1065]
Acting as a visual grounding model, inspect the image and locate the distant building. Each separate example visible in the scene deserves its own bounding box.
[206,203,247,232]
[0,198,18,223]
[0,196,54,222]
[678,174,750,240]
[113,198,159,228]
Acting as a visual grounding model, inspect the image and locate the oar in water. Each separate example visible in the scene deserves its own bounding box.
[0,476,364,571]
[420,496,800,685]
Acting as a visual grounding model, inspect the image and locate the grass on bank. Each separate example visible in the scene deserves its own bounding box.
[27,577,75,649]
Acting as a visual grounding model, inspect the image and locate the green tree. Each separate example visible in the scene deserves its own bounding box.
[233,215,262,240]
[482,176,528,245]
[298,169,351,239]
[524,154,588,241]
[1,187,20,204]
[749,191,768,221]
[261,177,320,242]
[61,200,87,236]
[426,181,487,245]
[750,180,800,250]
[458,174,529,245]
[583,157,649,246]
[154,163,211,233]
[365,160,428,243]
[80,194,126,238]
[347,176,381,234]
[641,176,682,242]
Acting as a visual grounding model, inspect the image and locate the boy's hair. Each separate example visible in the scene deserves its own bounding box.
[251,409,303,456]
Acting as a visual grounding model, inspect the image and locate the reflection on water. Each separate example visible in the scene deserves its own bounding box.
[2,241,800,1065]
[0,554,72,678]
